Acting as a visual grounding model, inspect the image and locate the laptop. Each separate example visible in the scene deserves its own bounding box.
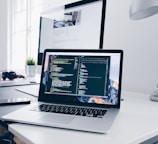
[1,49,123,134]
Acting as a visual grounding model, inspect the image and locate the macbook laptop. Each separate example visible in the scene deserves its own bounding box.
[2,49,123,134]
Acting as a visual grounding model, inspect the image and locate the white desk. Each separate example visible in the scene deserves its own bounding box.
[8,91,158,144]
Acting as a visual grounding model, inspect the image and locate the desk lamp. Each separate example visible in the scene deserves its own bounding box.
[129,0,158,101]
[129,0,158,20]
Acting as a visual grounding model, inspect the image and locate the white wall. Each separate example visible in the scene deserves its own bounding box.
[0,0,8,71]
[104,0,158,94]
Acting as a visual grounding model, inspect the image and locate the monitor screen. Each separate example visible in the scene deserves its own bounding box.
[38,0,106,65]
[39,49,123,108]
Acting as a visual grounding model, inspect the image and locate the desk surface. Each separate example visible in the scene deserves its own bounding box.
[7,91,158,144]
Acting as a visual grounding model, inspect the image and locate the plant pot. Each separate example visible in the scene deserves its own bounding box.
[25,65,36,77]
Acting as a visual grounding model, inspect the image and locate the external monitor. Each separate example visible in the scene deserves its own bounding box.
[37,0,106,65]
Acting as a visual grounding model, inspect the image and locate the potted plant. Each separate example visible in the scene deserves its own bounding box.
[25,57,36,77]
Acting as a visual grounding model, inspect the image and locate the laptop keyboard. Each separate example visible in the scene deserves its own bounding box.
[31,104,107,118]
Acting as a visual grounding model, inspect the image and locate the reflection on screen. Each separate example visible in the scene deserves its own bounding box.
[42,52,121,106]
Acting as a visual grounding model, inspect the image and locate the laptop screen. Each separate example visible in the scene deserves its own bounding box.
[39,49,123,108]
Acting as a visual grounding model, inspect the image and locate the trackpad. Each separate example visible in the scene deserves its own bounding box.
[40,114,75,124]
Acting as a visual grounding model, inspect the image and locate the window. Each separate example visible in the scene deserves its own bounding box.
[10,0,41,70]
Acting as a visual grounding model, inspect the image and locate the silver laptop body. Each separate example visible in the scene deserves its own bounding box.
[2,49,123,134]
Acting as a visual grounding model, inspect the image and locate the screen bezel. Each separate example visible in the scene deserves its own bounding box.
[38,49,123,109]
[37,0,106,65]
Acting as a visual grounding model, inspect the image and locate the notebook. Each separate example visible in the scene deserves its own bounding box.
[2,49,123,134]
